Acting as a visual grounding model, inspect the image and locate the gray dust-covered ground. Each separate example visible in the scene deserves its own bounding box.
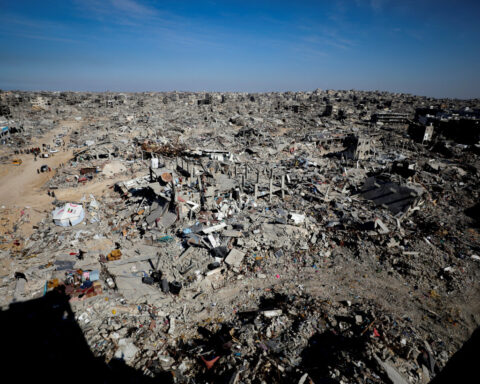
[0,90,479,383]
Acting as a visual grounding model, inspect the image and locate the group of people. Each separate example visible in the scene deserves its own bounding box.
[14,147,41,155]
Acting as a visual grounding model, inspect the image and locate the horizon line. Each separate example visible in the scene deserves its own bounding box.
[1,87,479,101]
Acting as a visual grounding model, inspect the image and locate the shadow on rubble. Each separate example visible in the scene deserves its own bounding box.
[465,202,480,227]
[0,288,168,384]
[430,326,480,384]
[296,330,372,384]
[174,324,236,383]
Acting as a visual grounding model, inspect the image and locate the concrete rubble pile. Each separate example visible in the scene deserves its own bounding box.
[0,89,479,383]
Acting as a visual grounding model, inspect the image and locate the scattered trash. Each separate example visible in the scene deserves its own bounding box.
[1,90,478,383]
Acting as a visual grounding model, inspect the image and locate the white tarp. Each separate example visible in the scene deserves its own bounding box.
[52,203,85,227]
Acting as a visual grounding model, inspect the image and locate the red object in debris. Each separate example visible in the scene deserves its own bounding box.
[201,356,220,370]
[78,177,87,182]
[373,328,381,337]
[69,252,78,255]
[289,147,295,154]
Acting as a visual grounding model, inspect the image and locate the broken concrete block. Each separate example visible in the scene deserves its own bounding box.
[158,210,177,228]
[262,309,282,318]
[208,234,219,248]
[375,218,389,234]
[145,207,163,225]
[202,222,227,234]
[13,278,26,302]
[222,230,243,237]
[374,355,409,384]
[224,248,245,268]
[290,213,306,225]
[114,338,139,363]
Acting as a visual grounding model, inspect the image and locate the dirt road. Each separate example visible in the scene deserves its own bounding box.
[0,122,140,238]
[0,121,76,236]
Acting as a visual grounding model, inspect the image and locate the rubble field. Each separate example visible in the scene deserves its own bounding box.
[0,89,479,383]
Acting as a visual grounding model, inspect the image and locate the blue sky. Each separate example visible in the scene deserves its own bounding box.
[0,0,479,98]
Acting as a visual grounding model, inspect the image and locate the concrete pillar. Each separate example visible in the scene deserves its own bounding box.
[269,177,273,203]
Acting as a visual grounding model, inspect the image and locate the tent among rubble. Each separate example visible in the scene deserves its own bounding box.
[52,203,85,227]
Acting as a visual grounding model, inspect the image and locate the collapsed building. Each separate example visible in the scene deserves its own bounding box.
[0,89,479,383]
[371,111,411,126]
[410,105,480,144]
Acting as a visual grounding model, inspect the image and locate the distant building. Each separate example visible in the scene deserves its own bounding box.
[423,124,434,142]
[292,105,308,113]
[414,106,480,144]
[342,135,374,160]
[354,137,374,160]
[371,112,410,125]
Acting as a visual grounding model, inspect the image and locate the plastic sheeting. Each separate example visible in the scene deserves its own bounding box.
[52,203,85,226]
